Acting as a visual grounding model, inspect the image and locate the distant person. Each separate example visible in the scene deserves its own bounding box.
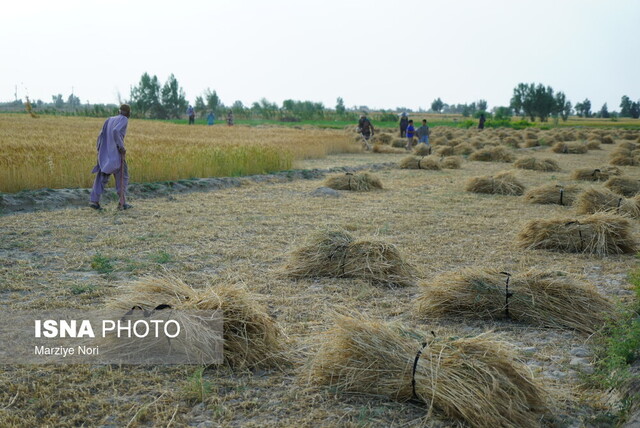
[90,104,132,210]
[399,112,409,137]
[416,119,431,152]
[357,114,374,150]
[406,119,415,150]
[187,105,195,125]
[207,111,215,126]
[226,110,234,126]
[478,113,486,130]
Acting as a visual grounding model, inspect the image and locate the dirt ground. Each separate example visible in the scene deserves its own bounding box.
[1,142,639,427]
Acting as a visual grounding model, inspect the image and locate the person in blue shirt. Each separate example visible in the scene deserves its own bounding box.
[406,119,415,150]
[207,111,215,126]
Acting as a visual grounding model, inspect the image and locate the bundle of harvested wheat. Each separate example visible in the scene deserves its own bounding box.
[586,140,602,150]
[281,229,416,287]
[517,213,637,255]
[399,155,440,170]
[551,142,588,154]
[605,177,640,197]
[570,166,621,182]
[523,183,581,206]
[610,147,640,166]
[324,172,383,191]
[306,315,547,428]
[392,138,407,148]
[465,171,525,196]
[453,142,475,155]
[469,146,516,162]
[107,275,285,368]
[575,187,640,218]
[514,157,561,172]
[413,143,432,156]
[415,268,612,335]
[371,133,393,145]
[439,156,462,169]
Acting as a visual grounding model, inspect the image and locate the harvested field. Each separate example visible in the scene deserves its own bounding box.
[1,126,640,427]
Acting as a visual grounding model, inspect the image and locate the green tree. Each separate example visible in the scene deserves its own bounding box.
[575,98,592,118]
[598,103,610,119]
[631,101,640,119]
[620,95,632,117]
[204,89,223,115]
[335,97,346,116]
[160,74,188,119]
[67,93,81,109]
[477,99,488,112]
[431,97,444,113]
[129,73,162,118]
[194,96,206,117]
[52,94,64,108]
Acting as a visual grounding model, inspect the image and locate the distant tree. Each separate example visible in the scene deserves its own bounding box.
[575,98,592,118]
[52,94,64,108]
[335,97,346,116]
[631,101,640,119]
[431,97,444,113]
[562,100,573,121]
[194,96,206,117]
[597,103,610,119]
[67,93,81,109]
[160,74,188,119]
[129,72,162,118]
[204,88,222,115]
[477,99,488,112]
[620,95,632,117]
[492,106,512,120]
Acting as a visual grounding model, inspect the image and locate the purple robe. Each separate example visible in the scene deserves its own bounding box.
[92,114,128,175]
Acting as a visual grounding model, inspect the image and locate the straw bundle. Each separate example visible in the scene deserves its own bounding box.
[453,142,474,155]
[605,177,640,197]
[392,138,407,148]
[281,230,416,287]
[439,156,462,169]
[324,172,383,191]
[601,135,615,144]
[610,148,640,166]
[413,143,432,156]
[107,276,284,368]
[415,268,612,334]
[586,140,602,150]
[523,138,540,148]
[399,155,441,170]
[372,144,405,154]
[570,166,621,182]
[523,183,581,206]
[306,315,547,428]
[514,157,561,172]
[435,145,454,156]
[465,171,525,196]
[469,146,516,162]
[575,187,640,218]
[551,142,588,154]
[517,213,637,255]
[372,133,393,145]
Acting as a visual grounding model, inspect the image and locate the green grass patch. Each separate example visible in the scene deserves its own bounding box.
[90,253,114,274]
[182,367,213,404]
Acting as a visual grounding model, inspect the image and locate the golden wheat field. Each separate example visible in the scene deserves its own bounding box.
[0,114,361,193]
[1,119,640,427]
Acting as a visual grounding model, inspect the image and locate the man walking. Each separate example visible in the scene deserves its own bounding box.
[89,104,132,210]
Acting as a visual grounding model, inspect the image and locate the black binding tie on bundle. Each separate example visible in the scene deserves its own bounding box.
[412,331,436,400]
[500,272,513,319]
[592,169,601,181]
[121,304,172,321]
[618,198,623,212]
[417,157,423,170]
[559,188,564,206]
[346,172,353,191]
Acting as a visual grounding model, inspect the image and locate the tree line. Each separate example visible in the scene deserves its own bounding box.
[3,73,638,122]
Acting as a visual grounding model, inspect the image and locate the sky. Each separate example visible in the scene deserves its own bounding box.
[2,0,638,112]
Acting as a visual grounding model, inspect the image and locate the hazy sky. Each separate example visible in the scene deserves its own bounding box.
[2,0,638,112]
